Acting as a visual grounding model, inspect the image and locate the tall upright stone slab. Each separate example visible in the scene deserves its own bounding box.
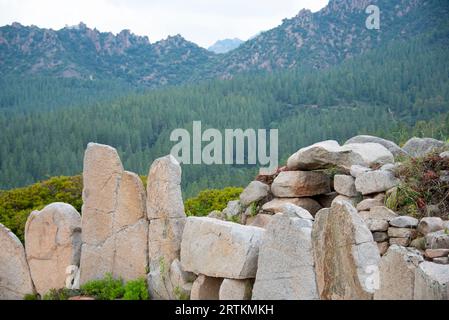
[374,245,423,300]
[147,155,186,300]
[252,214,319,300]
[312,201,381,300]
[414,262,449,300]
[80,143,148,284]
[25,203,81,296]
[0,223,34,300]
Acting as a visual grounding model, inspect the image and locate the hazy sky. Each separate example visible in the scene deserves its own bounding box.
[0,0,329,48]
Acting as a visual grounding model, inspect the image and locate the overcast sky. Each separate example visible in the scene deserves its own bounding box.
[0,0,328,48]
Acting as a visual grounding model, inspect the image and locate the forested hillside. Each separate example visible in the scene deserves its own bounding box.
[1,27,449,197]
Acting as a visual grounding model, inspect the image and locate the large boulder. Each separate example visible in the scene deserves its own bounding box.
[403,137,447,158]
[355,170,400,195]
[287,140,394,171]
[414,262,449,300]
[262,198,322,215]
[252,214,319,300]
[345,135,407,158]
[181,217,264,279]
[147,155,187,300]
[374,245,423,300]
[190,275,223,300]
[418,217,444,235]
[312,201,381,300]
[219,279,253,300]
[80,143,148,284]
[25,203,81,296]
[271,171,330,198]
[240,181,270,207]
[334,175,359,197]
[0,223,34,300]
[425,231,449,250]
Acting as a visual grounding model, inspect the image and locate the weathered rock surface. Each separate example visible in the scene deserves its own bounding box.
[287,140,394,171]
[373,232,389,243]
[25,203,81,296]
[388,227,416,239]
[414,262,449,300]
[374,245,423,300]
[246,214,273,229]
[252,214,318,300]
[403,137,447,158]
[425,249,449,259]
[80,143,148,284]
[169,259,196,300]
[262,198,322,215]
[390,216,419,228]
[222,200,242,219]
[279,204,314,220]
[219,279,253,300]
[181,217,264,279]
[315,192,338,208]
[425,231,449,250]
[350,165,372,178]
[359,206,398,222]
[312,201,380,300]
[240,181,269,207]
[334,175,359,197]
[190,275,223,300]
[366,219,389,232]
[390,238,411,247]
[147,155,186,300]
[418,217,444,236]
[331,195,359,207]
[0,223,34,300]
[355,170,400,195]
[345,135,407,158]
[271,171,330,198]
[356,199,384,211]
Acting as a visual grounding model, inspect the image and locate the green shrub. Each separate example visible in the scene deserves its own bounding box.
[43,288,76,300]
[184,187,243,217]
[80,273,125,300]
[23,293,40,300]
[0,175,82,242]
[173,286,190,301]
[123,278,149,300]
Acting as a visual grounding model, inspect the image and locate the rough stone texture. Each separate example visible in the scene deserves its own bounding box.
[425,249,449,259]
[222,200,242,219]
[373,232,389,243]
[356,199,384,211]
[410,237,426,250]
[280,204,314,220]
[262,198,322,215]
[312,201,381,300]
[366,220,389,232]
[389,238,411,247]
[403,137,447,158]
[181,217,264,279]
[208,210,225,220]
[334,175,359,197]
[388,227,416,239]
[287,140,394,171]
[80,143,148,285]
[271,171,330,198]
[355,170,400,195]
[350,165,372,178]
[219,279,253,300]
[190,275,223,300]
[240,181,269,207]
[433,257,449,265]
[377,242,389,256]
[252,214,319,300]
[425,231,449,249]
[345,135,407,158]
[390,216,419,228]
[414,262,449,300]
[0,223,34,300]
[169,259,196,300]
[25,203,81,296]
[359,206,398,222]
[315,192,338,208]
[374,245,423,300]
[331,195,359,207]
[147,155,186,300]
[246,214,273,229]
[418,217,444,236]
